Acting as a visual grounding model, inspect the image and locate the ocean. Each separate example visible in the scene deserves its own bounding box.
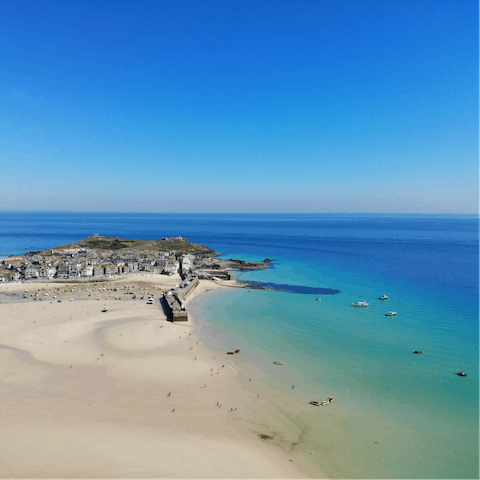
[0,212,478,478]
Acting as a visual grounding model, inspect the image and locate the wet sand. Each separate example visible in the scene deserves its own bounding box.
[0,275,325,478]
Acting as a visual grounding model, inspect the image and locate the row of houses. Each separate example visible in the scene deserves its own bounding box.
[0,248,196,282]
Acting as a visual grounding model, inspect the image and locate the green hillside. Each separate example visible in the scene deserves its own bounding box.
[45,236,214,254]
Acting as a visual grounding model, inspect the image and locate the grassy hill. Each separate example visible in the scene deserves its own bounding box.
[45,236,214,254]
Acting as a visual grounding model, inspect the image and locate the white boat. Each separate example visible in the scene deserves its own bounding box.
[385,311,397,316]
[352,302,369,307]
[102,306,108,312]
[379,295,388,300]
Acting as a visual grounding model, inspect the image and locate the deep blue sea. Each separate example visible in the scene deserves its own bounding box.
[0,212,478,478]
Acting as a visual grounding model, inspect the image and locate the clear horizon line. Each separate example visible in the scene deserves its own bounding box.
[0,210,478,216]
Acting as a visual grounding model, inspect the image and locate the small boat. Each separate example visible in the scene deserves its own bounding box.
[320,396,335,405]
[456,370,467,377]
[385,311,397,316]
[273,361,283,365]
[309,401,320,406]
[235,349,240,354]
[413,350,423,354]
[379,295,388,300]
[102,306,108,312]
[352,302,369,307]
[315,298,321,301]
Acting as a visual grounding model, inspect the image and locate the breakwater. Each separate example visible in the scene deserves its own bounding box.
[163,275,199,321]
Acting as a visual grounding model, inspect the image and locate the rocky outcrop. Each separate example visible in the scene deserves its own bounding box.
[196,257,270,271]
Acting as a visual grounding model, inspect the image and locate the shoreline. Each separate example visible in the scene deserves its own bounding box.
[0,274,325,478]
[187,286,328,478]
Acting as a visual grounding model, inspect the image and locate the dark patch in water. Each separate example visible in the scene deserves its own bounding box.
[241,281,340,295]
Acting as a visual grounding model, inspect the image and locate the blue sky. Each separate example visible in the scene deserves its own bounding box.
[1,0,478,213]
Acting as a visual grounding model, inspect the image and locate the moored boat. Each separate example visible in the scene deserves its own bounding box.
[273,361,283,365]
[456,370,467,377]
[385,311,397,316]
[102,306,108,312]
[352,301,369,307]
[413,350,423,354]
[379,295,388,300]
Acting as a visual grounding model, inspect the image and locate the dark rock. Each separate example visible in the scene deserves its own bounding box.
[196,257,270,271]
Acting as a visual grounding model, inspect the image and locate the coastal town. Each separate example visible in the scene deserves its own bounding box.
[0,234,270,321]
[0,235,203,283]
[0,234,269,284]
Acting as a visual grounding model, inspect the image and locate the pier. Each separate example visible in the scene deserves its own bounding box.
[163,275,199,321]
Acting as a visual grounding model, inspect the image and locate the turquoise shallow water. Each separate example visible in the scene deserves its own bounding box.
[194,257,478,478]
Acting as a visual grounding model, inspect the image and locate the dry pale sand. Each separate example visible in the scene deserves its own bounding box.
[0,275,325,478]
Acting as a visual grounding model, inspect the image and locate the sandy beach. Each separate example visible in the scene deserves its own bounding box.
[0,274,325,478]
